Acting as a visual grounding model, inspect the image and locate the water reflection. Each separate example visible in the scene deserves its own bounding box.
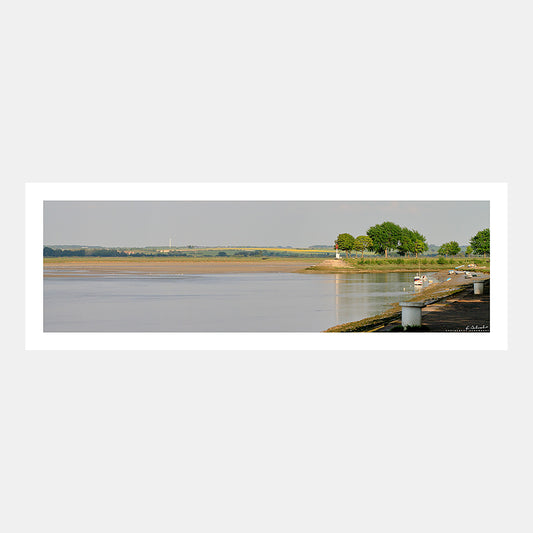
[333,272,419,326]
[45,271,433,332]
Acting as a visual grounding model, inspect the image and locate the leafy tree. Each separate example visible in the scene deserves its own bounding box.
[353,235,373,258]
[398,228,428,257]
[438,243,451,256]
[470,228,490,257]
[413,240,426,258]
[44,247,87,257]
[447,241,461,256]
[335,233,356,258]
[43,246,59,257]
[410,230,428,255]
[366,221,402,257]
[465,245,473,257]
[397,227,414,256]
[439,241,460,257]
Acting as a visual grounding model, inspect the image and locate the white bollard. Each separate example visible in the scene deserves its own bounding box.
[399,302,427,327]
[473,281,484,295]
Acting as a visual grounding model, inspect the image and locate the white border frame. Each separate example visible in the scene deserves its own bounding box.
[26,182,507,350]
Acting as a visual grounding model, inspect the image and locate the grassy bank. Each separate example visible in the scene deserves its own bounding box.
[308,256,490,273]
[44,255,490,272]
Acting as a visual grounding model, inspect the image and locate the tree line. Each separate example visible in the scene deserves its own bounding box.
[43,247,189,258]
[438,229,490,257]
[43,247,333,259]
[335,223,490,258]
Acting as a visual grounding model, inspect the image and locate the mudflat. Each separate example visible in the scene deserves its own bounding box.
[43,258,319,276]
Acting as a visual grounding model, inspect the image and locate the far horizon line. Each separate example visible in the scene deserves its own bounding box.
[44,242,471,249]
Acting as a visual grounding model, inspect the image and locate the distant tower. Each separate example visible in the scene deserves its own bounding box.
[335,243,340,259]
[169,237,172,248]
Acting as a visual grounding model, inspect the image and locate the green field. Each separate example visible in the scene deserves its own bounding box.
[343,256,490,271]
[44,245,490,271]
[44,254,490,273]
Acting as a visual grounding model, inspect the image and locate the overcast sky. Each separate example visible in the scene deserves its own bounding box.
[44,201,489,247]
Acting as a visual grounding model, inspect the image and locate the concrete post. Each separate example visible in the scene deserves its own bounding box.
[399,302,427,327]
[473,280,484,295]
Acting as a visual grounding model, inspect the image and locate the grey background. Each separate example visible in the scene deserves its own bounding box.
[3,2,529,532]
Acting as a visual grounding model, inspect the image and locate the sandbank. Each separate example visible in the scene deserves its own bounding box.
[43,258,319,276]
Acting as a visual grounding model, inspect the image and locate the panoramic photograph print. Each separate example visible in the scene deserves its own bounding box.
[42,199,490,334]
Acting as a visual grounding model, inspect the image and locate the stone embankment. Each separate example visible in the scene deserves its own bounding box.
[323,266,490,332]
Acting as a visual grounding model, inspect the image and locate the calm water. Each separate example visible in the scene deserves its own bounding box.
[44,271,429,332]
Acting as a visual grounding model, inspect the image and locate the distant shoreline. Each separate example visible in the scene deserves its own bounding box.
[43,257,490,276]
